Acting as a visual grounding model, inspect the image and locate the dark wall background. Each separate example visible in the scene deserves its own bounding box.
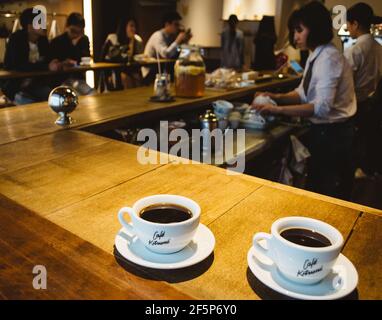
[92,0,176,61]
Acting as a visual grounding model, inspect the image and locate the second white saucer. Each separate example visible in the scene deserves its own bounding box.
[115,223,215,269]
[247,246,358,300]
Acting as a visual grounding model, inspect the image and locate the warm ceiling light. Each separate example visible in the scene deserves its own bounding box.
[223,0,276,20]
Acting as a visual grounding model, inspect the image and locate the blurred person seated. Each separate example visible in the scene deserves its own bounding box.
[49,12,93,95]
[2,8,60,105]
[143,11,192,82]
[221,14,244,71]
[50,12,90,65]
[101,17,143,89]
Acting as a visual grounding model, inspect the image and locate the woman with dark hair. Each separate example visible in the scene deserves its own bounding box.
[253,15,277,70]
[252,1,357,200]
[102,17,143,63]
[101,17,143,88]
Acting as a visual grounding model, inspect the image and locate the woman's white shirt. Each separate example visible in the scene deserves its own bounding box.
[295,43,357,124]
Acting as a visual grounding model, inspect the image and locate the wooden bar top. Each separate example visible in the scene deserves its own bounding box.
[0,62,122,80]
[0,79,381,300]
[0,76,300,145]
[0,59,174,80]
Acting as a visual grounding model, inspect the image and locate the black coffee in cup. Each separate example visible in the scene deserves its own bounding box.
[139,204,192,224]
[280,228,332,248]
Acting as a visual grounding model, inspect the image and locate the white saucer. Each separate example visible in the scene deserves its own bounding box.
[115,224,215,269]
[247,246,358,300]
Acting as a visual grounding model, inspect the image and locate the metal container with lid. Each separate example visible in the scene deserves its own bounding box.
[199,109,218,131]
[200,109,218,152]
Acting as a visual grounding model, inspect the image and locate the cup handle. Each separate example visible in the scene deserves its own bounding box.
[253,232,274,269]
[118,207,136,238]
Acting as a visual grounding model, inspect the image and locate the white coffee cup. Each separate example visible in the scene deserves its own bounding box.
[213,100,234,116]
[118,195,201,254]
[253,217,344,285]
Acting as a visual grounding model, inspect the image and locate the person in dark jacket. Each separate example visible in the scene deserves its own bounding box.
[49,12,92,95]
[3,8,60,105]
[49,12,90,65]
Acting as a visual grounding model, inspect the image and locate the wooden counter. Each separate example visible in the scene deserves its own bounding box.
[0,79,381,300]
[0,62,122,80]
[0,77,299,145]
[0,60,174,80]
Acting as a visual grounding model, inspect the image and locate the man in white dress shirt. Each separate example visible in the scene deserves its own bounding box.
[143,11,191,80]
[344,3,382,176]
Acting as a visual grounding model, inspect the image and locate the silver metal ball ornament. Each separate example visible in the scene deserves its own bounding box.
[48,86,79,126]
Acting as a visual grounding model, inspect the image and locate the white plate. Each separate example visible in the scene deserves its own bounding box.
[115,224,215,269]
[247,246,358,300]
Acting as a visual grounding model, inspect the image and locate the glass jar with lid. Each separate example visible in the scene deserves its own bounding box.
[174,45,206,98]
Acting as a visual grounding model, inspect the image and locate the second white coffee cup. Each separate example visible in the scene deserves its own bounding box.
[253,216,344,285]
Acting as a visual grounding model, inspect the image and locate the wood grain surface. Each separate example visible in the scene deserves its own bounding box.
[0,138,164,215]
[0,194,191,300]
[342,213,382,300]
[0,130,109,173]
